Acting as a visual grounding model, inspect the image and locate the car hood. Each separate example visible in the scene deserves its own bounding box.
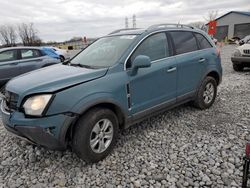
[6,64,108,95]
[238,43,250,49]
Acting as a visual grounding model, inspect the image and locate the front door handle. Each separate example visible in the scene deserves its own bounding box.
[167,67,177,73]
[198,58,206,63]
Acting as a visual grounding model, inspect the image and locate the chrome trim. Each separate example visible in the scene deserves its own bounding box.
[124,30,214,71]
[0,100,10,115]
[198,58,206,63]
[167,67,177,73]
[151,56,174,64]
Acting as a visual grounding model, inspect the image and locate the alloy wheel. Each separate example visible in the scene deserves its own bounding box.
[90,119,114,153]
[203,82,215,104]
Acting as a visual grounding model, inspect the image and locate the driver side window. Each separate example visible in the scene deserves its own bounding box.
[127,32,169,68]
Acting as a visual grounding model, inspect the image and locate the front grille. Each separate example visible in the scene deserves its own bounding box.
[243,49,250,54]
[4,91,19,112]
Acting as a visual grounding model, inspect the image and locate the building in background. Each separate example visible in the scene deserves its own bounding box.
[212,11,250,41]
[57,37,97,50]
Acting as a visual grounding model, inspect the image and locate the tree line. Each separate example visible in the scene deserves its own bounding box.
[0,23,42,47]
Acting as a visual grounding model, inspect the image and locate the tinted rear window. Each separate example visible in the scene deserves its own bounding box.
[194,33,212,49]
[170,31,198,55]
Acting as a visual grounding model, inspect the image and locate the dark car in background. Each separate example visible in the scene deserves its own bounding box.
[0,47,60,93]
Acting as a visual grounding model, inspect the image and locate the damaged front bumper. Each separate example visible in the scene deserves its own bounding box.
[0,100,77,150]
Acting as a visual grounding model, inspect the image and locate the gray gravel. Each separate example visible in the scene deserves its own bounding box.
[0,45,250,187]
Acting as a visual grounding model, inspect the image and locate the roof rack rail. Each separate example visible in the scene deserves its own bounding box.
[108,28,140,35]
[147,23,194,30]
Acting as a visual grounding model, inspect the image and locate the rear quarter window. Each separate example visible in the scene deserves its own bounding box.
[194,33,212,49]
[21,49,41,59]
[170,31,198,55]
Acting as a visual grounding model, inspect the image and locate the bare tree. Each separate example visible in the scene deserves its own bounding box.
[18,23,42,46]
[0,25,17,47]
[189,21,206,30]
[204,10,219,22]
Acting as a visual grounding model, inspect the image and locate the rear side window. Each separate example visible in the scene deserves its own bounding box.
[21,49,41,59]
[170,31,198,55]
[130,33,170,63]
[194,33,212,49]
[0,50,17,62]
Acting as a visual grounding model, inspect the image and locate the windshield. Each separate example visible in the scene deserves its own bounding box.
[243,35,250,43]
[70,35,137,68]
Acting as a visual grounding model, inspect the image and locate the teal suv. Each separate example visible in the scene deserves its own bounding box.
[0,24,222,163]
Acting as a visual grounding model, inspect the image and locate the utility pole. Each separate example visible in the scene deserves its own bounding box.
[125,17,129,29]
[132,14,136,28]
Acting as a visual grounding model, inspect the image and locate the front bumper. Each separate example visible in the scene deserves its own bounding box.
[0,100,77,150]
[231,56,250,64]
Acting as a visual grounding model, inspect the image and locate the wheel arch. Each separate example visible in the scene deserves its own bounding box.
[206,70,221,85]
[81,102,127,129]
[65,100,127,144]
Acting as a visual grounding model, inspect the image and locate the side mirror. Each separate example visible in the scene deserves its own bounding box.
[130,55,151,76]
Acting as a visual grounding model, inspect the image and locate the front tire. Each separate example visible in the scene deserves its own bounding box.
[233,64,244,71]
[194,76,217,109]
[72,108,118,163]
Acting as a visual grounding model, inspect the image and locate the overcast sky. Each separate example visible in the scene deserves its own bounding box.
[0,0,250,42]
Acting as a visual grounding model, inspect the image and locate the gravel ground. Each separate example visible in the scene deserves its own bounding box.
[0,45,250,188]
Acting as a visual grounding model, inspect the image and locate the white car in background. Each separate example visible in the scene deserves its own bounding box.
[49,47,70,62]
[231,41,250,71]
[239,35,250,46]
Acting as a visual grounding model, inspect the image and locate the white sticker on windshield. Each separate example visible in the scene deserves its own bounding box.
[120,35,136,39]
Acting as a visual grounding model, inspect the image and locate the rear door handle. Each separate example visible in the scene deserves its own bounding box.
[198,58,206,63]
[167,67,177,73]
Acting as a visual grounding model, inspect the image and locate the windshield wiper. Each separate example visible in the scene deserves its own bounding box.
[62,60,71,65]
[70,63,95,69]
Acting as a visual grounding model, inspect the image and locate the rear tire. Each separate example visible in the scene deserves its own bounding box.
[233,64,244,71]
[194,76,217,110]
[60,55,65,62]
[72,108,118,163]
[0,85,5,96]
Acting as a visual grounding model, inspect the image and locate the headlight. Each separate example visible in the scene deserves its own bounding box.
[233,49,241,57]
[23,94,52,116]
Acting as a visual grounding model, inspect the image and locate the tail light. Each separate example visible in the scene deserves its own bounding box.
[246,143,250,158]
